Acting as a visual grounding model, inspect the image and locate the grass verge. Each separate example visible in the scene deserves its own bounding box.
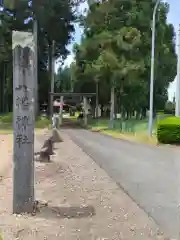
[89,118,157,145]
[102,130,157,145]
[0,116,51,134]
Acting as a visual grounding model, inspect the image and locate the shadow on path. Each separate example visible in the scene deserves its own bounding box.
[36,204,96,219]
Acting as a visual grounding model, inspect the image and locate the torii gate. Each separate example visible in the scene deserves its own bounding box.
[49,92,96,126]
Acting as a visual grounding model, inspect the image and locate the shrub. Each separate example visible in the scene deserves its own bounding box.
[157,117,180,144]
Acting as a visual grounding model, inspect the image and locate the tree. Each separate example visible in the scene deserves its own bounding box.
[0,0,82,114]
[55,66,72,92]
[0,11,13,113]
[73,0,177,121]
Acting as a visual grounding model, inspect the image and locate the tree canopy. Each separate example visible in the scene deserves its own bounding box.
[70,0,177,119]
[0,0,81,113]
[0,0,177,120]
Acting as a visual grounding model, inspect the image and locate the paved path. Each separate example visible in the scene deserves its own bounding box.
[65,129,180,239]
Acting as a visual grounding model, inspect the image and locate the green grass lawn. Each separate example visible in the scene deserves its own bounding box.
[87,118,156,144]
[88,113,172,133]
[0,114,51,134]
[0,123,13,134]
[88,118,156,133]
[88,114,172,144]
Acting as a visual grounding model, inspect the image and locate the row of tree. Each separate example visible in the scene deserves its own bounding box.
[56,0,177,119]
[0,0,82,114]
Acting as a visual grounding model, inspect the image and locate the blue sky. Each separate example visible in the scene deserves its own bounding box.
[56,0,179,100]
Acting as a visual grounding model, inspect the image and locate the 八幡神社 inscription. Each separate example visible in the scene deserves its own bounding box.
[13,31,35,214]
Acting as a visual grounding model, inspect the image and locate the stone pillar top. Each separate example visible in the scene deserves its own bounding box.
[12,31,34,50]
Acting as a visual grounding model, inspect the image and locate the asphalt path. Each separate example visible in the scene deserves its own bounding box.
[65,128,180,239]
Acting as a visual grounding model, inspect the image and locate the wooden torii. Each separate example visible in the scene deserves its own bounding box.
[49,92,96,126]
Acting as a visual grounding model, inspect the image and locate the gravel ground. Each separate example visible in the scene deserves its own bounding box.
[0,131,168,239]
[0,134,12,180]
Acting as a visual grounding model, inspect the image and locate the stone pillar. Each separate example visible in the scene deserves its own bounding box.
[83,96,88,126]
[59,96,64,126]
[12,31,35,214]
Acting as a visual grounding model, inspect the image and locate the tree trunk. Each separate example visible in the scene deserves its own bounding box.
[51,41,55,95]
[114,92,117,118]
[2,62,5,113]
[142,107,147,119]
[48,41,53,117]
[4,62,8,113]
[95,81,99,118]
[109,85,115,128]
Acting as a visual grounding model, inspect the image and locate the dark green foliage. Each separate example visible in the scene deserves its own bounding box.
[157,117,180,144]
[73,0,177,119]
[0,0,79,114]
[55,66,72,92]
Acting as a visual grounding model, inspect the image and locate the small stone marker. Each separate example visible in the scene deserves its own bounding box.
[52,128,63,143]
